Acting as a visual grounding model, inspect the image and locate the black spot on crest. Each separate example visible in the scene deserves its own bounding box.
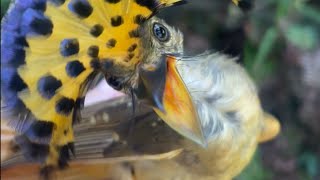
[56,97,75,116]
[90,58,101,69]
[90,24,104,37]
[127,53,134,60]
[1,32,29,48]
[129,28,140,38]
[11,49,26,66]
[60,39,79,57]
[111,16,124,27]
[134,14,147,25]
[68,0,93,18]
[66,60,85,77]
[87,45,99,58]
[106,39,116,48]
[28,121,54,138]
[15,36,29,47]
[30,17,53,36]
[57,143,76,168]
[1,47,26,67]
[105,0,121,3]
[33,1,47,11]
[101,58,114,70]
[50,0,66,6]
[8,73,28,92]
[20,9,53,36]
[38,75,62,99]
[128,43,137,52]
[58,145,71,168]
[15,135,50,163]
[135,0,158,11]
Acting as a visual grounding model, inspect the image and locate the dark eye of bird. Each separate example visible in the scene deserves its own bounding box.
[105,76,123,91]
[153,23,170,42]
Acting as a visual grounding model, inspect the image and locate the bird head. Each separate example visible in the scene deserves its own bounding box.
[136,18,206,147]
[103,17,206,147]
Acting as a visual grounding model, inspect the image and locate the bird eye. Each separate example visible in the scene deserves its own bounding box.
[153,23,170,42]
[106,76,123,91]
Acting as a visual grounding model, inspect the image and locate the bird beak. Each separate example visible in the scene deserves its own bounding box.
[136,55,207,147]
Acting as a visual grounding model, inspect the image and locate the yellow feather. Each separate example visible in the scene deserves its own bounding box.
[4,0,185,168]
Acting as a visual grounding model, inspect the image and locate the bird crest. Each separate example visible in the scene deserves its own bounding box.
[1,0,186,170]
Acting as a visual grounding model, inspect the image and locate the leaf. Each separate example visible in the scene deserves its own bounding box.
[285,24,318,50]
[1,0,11,19]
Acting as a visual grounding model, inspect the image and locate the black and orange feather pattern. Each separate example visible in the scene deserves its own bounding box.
[1,0,184,170]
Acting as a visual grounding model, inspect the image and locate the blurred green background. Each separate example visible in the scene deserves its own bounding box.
[1,0,319,179]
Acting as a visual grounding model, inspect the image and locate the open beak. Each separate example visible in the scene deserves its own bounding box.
[136,55,207,147]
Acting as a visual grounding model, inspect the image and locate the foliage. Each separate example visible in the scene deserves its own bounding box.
[1,0,10,18]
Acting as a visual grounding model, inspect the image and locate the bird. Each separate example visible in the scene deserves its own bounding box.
[1,0,195,175]
[2,52,280,180]
[1,0,274,178]
[111,53,281,180]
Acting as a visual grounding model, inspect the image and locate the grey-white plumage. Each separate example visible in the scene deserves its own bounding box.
[177,53,263,142]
